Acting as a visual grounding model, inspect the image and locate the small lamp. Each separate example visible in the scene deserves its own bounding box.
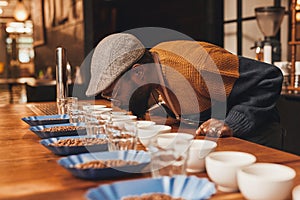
[13,0,29,21]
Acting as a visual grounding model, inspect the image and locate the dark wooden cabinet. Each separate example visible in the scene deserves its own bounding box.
[83,0,224,56]
[80,0,224,101]
[277,94,300,155]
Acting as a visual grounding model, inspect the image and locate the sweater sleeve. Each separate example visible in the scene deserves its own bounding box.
[224,57,283,137]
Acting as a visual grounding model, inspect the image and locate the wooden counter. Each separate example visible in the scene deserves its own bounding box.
[0,102,300,200]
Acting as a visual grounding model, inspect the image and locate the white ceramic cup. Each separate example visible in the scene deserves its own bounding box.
[137,125,171,148]
[205,151,256,192]
[136,120,156,129]
[238,163,296,200]
[186,139,217,173]
[293,185,300,200]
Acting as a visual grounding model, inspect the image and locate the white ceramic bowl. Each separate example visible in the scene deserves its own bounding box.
[293,185,300,200]
[205,151,256,192]
[186,139,217,173]
[111,111,127,116]
[111,115,137,121]
[92,107,112,112]
[137,125,171,148]
[136,120,156,129]
[87,105,107,110]
[147,125,172,134]
[155,132,194,149]
[238,163,296,200]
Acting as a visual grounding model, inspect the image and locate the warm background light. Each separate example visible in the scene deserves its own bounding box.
[0,0,8,7]
[0,0,8,15]
[296,0,300,21]
[297,12,300,21]
[297,0,300,10]
[13,0,29,21]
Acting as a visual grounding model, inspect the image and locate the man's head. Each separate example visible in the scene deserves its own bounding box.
[86,33,157,117]
[86,33,146,96]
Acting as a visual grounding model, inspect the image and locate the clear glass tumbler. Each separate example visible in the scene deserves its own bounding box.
[85,110,110,136]
[149,133,193,177]
[105,118,138,151]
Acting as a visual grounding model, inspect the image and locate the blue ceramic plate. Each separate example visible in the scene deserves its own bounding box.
[29,123,86,139]
[40,135,108,156]
[22,114,69,126]
[57,150,151,180]
[85,175,216,200]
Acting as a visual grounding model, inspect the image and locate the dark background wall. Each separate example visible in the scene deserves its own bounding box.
[32,0,223,98]
[83,0,224,56]
[81,0,224,99]
[30,0,224,100]
[34,22,84,76]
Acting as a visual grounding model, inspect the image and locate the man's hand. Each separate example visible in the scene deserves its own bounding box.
[196,118,233,138]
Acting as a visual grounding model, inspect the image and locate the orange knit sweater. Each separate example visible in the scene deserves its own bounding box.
[151,40,240,114]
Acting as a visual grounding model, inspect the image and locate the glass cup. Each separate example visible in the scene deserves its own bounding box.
[85,110,111,136]
[105,118,138,151]
[69,101,91,123]
[56,98,68,114]
[66,97,81,123]
[67,97,78,111]
[149,133,194,178]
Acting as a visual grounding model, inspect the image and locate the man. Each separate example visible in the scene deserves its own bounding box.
[86,32,283,149]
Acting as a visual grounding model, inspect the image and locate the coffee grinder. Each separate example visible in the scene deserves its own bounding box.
[255,6,285,64]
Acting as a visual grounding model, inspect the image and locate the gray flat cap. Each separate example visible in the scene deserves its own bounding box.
[86,33,145,96]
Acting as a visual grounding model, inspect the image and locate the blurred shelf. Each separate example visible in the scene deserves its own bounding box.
[288,41,300,45]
